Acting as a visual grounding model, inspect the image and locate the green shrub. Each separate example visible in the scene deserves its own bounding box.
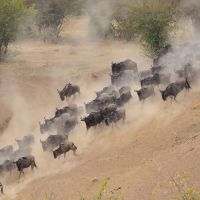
[0,0,34,61]
[118,0,177,56]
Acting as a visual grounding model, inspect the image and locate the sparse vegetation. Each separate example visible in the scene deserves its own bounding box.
[0,0,34,61]
[171,173,200,200]
[35,0,84,43]
[80,180,122,200]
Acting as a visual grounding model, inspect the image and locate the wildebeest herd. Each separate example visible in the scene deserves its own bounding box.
[0,45,197,184]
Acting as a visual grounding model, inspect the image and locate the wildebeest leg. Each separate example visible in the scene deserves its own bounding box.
[174,96,178,103]
[170,96,173,104]
[19,170,24,179]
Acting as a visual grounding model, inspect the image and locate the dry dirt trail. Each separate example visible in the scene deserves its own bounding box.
[0,17,200,200]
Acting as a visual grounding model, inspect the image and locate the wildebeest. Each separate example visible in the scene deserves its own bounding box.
[57,83,80,101]
[153,44,172,65]
[174,63,195,82]
[139,70,152,80]
[96,86,119,98]
[39,117,54,134]
[112,59,138,74]
[160,79,191,101]
[135,87,155,101]
[105,107,126,125]
[54,104,82,118]
[15,155,37,179]
[15,134,35,149]
[0,145,13,157]
[117,86,132,106]
[0,160,15,175]
[111,70,138,87]
[85,94,117,114]
[140,73,170,87]
[53,142,77,159]
[100,104,118,118]
[40,134,68,152]
[140,73,160,87]
[151,65,165,75]
[81,112,105,130]
[10,147,32,161]
[39,113,78,135]
[54,114,78,135]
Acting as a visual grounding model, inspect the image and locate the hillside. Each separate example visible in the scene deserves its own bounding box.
[0,17,199,200]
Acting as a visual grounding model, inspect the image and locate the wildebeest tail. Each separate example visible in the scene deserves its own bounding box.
[185,78,191,89]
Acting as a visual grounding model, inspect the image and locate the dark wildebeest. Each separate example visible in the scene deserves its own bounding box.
[106,107,126,125]
[139,70,152,80]
[0,160,15,175]
[54,104,82,118]
[85,94,117,114]
[53,142,77,159]
[153,44,172,65]
[54,114,78,135]
[15,134,35,149]
[0,145,13,157]
[111,70,138,85]
[10,147,32,161]
[117,86,132,106]
[40,134,68,152]
[57,83,80,101]
[81,112,105,130]
[140,73,171,87]
[160,79,191,101]
[96,86,119,98]
[112,59,138,74]
[151,65,165,75]
[15,155,37,179]
[140,73,160,87]
[135,87,155,101]
[100,104,118,118]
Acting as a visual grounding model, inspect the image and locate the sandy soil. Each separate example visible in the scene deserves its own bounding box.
[0,17,199,200]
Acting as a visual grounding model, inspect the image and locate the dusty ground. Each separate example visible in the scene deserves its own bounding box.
[0,17,200,200]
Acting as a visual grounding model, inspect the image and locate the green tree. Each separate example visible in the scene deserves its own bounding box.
[118,0,177,56]
[0,0,34,61]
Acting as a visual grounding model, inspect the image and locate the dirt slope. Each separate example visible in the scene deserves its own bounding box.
[0,17,200,200]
